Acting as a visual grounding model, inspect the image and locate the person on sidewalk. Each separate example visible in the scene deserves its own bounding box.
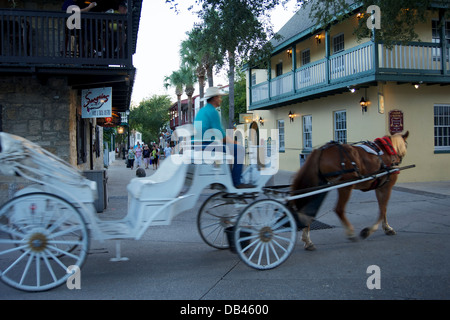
[164,143,172,159]
[194,87,250,188]
[134,142,143,169]
[127,146,135,170]
[143,144,151,169]
[152,144,159,170]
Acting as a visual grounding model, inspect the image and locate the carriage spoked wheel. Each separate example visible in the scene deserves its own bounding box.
[197,191,251,249]
[0,193,89,292]
[234,199,297,270]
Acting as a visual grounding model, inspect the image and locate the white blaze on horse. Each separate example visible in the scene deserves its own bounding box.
[290,131,409,251]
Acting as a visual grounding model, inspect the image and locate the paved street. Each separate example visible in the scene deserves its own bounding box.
[1,158,449,302]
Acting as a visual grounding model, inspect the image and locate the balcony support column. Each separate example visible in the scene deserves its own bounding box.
[268,60,272,100]
[248,67,253,105]
[372,26,379,73]
[292,44,297,92]
[439,9,448,76]
[325,28,330,84]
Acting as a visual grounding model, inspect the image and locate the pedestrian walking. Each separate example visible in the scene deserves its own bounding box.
[127,146,135,170]
[152,145,159,170]
[164,143,172,159]
[134,142,143,169]
[143,144,151,169]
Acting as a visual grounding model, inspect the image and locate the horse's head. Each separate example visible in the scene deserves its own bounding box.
[391,131,409,162]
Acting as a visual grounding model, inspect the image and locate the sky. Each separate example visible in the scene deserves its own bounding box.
[130,1,299,105]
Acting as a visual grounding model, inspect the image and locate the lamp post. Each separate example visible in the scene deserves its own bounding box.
[126,110,130,149]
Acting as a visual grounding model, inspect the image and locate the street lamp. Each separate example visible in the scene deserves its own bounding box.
[126,110,130,149]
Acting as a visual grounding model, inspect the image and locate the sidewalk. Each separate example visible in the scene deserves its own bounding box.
[105,157,450,199]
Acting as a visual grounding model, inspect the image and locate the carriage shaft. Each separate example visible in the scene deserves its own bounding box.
[285,165,415,202]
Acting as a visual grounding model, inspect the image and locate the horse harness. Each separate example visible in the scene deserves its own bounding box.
[318,137,401,191]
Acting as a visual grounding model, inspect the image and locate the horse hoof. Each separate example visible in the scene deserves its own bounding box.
[384,229,396,236]
[304,243,316,251]
[360,228,371,239]
[348,235,358,242]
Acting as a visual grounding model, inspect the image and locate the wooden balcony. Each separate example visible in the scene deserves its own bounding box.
[0,9,132,67]
[249,41,450,110]
[0,7,142,114]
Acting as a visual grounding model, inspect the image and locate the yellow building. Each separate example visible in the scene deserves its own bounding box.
[243,2,450,182]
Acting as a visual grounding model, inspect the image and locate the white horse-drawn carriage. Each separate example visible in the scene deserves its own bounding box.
[0,132,412,291]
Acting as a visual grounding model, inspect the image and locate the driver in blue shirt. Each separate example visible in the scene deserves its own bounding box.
[194,87,251,188]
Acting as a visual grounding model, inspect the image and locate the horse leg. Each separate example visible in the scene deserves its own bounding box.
[360,184,396,239]
[335,187,357,241]
[379,185,396,236]
[301,225,316,251]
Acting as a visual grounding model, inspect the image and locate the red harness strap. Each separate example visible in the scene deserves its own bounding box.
[374,136,400,176]
[374,136,397,155]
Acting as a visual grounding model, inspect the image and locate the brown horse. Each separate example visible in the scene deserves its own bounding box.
[291,131,409,250]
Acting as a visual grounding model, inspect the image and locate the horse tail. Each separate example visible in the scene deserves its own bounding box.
[290,148,327,216]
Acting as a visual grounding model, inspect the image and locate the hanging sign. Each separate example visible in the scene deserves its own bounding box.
[389,109,404,134]
[82,87,112,118]
[239,113,253,124]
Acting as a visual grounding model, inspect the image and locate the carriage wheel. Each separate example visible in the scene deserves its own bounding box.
[197,192,250,249]
[234,199,297,270]
[0,193,89,292]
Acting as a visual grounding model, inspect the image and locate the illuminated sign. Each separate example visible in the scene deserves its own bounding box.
[81,87,112,118]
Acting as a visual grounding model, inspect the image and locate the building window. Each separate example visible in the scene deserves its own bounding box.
[334,110,347,143]
[302,115,312,150]
[432,20,450,44]
[277,119,285,152]
[331,33,345,74]
[432,20,450,61]
[434,104,450,152]
[300,49,311,84]
[276,62,283,77]
[332,33,345,54]
[301,49,310,66]
[251,73,257,86]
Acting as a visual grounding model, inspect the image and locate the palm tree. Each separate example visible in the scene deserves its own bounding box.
[199,1,277,129]
[163,70,184,126]
[180,26,223,107]
[179,66,197,123]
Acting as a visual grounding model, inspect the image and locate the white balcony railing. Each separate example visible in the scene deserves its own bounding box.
[270,72,294,96]
[251,82,269,104]
[249,41,448,107]
[379,42,445,72]
[329,42,374,81]
[296,59,326,90]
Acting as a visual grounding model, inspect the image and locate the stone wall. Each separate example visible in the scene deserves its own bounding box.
[0,75,105,206]
[0,76,72,162]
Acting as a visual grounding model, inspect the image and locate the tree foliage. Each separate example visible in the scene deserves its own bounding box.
[194,1,280,129]
[130,95,172,143]
[167,0,449,47]
[305,0,449,46]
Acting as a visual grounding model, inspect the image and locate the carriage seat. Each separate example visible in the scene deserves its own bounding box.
[127,154,188,201]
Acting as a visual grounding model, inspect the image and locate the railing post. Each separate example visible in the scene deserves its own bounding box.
[267,60,272,100]
[325,28,330,84]
[292,44,296,92]
[372,28,379,73]
[126,9,133,65]
[248,67,253,105]
[439,9,448,76]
